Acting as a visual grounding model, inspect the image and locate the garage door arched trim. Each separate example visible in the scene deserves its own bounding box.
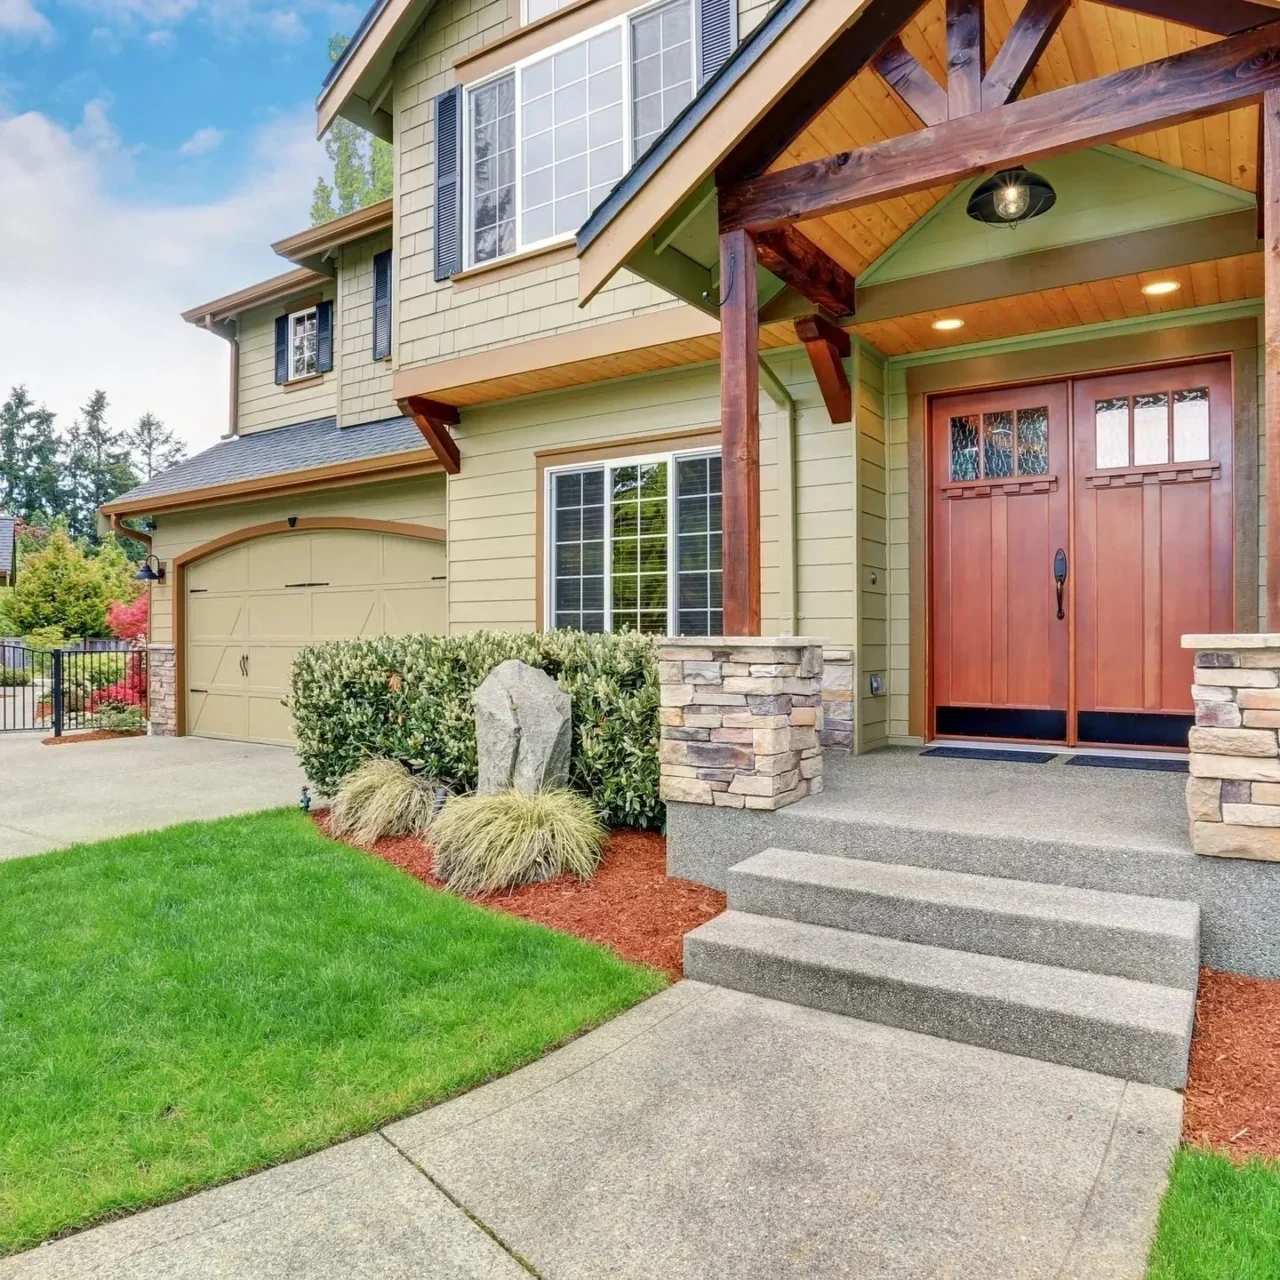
[173,517,446,737]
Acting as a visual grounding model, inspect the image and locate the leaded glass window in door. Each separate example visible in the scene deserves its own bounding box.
[949,406,1051,481]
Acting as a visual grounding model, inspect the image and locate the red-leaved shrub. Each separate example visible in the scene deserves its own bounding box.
[107,595,149,642]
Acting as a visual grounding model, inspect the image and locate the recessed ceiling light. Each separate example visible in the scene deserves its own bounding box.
[1142,280,1181,297]
[931,318,965,331]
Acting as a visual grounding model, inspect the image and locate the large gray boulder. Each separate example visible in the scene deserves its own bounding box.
[474,660,572,794]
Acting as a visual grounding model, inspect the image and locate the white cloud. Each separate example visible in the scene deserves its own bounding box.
[0,99,326,452]
[0,0,54,43]
[178,125,227,156]
[143,26,173,45]
[266,8,305,40]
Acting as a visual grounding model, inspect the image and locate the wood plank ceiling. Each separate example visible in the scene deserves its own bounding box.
[776,0,1260,280]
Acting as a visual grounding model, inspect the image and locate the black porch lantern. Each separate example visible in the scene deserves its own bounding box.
[135,555,165,583]
[966,168,1056,227]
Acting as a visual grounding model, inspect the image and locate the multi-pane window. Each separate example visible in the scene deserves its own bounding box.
[949,407,1049,482]
[289,308,317,380]
[550,450,721,636]
[1094,387,1210,469]
[525,0,576,20]
[467,0,695,266]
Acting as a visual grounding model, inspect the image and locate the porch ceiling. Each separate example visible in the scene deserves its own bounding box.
[779,0,1257,281]
[849,249,1261,355]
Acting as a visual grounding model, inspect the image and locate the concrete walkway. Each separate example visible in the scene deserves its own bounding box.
[1,984,1183,1279]
[0,734,307,860]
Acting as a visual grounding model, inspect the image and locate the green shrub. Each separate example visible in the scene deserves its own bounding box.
[91,705,146,733]
[328,759,441,846]
[291,630,660,830]
[23,626,65,651]
[7,531,138,640]
[0,665,31,687]
[432,788,604,893]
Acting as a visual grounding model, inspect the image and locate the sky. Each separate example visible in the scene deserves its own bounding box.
[0,0,364,456]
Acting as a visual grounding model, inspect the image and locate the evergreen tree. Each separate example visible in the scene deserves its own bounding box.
[126,411,186,480]
[311,33,394,226]
[0,386,61,523]
[62,392,137,542]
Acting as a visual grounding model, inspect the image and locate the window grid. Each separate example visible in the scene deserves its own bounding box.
[949,407,1050,482]
[631,0,694,156]
[289,308,317,380]
[1093,388,1212,469]
[470,75,517,264]
[466,0,696,267]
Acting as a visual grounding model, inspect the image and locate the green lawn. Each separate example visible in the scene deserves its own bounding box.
[0,809,665,1254]
[1148,1147,1280,1278]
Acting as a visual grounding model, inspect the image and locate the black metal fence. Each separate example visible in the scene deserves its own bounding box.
[0,644,148,736]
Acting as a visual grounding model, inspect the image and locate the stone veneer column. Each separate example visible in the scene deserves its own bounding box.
[1184,633,1280,861]
[658,636,824,810]
[819,647,854,749]
[148,643,177,736]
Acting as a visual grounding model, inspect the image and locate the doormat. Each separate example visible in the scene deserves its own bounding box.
[920,747,1058,764]
[1065,755,1188,773]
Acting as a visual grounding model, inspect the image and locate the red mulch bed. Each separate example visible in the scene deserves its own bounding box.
[315,816,724,979]
[41,731,145,746]
[1185,967,1280,1160]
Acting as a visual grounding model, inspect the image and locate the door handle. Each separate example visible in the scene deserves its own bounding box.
[1054,548,1068,621]
[240,653,248,678]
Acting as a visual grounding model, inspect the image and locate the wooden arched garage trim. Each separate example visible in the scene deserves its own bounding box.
[172,517,446,736]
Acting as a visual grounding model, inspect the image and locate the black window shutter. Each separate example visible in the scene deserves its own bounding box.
[316,300,334,373]
[372,250,392,360]
[434,86,463,281]
[696,0,736,87]
[273,315,289,384]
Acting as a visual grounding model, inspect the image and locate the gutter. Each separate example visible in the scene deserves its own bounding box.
[202,316,240,438]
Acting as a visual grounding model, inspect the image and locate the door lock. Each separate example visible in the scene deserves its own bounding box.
[1053,548,1068,621]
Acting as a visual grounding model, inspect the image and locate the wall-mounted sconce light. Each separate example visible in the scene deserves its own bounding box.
[135,555,165,583]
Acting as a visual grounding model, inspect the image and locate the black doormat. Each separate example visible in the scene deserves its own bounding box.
[921,747,1058,764]
[1065,755,1188,773]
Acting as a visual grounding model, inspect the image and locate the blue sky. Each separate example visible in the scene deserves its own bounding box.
[0,0,366,450]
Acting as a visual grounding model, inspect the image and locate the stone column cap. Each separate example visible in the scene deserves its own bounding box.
[1184,633,1280,650]
[660,635,826,648]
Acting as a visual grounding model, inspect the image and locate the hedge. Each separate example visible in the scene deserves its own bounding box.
[291,630,661,830]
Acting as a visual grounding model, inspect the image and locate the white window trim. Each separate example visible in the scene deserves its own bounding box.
[287,306,319,382]
[542,445,720,635]
[464,0,698,270]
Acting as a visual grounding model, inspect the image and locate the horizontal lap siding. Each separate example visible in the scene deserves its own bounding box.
[237,295,337,435]
[340,234,400,427]
[148,476,447,645]
[856,345,888,751]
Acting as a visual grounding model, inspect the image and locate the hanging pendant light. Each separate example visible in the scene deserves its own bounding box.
[967,168,1056,227]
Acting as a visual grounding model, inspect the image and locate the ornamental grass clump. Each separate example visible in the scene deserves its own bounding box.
[327,758,441,847]
[432,788,605,894]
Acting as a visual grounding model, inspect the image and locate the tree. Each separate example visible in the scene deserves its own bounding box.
[62,391,138,542]
[6,529,136,639]
[0,386,61,523]
[311,33,394,225]
[126,412,186,481]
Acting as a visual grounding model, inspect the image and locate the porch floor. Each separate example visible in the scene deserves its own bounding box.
[808,747,1190,856]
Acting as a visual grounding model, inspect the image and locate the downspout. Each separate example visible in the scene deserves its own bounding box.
[758,356,797,635]
[203,315,239,439]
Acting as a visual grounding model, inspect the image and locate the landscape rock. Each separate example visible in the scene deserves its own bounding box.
[473,660,572,795]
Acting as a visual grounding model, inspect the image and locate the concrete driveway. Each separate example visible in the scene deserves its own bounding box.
[0,733,307,859]
[0,984,1183,1280]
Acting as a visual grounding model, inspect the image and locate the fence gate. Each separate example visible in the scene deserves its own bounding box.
[0,643,147,737]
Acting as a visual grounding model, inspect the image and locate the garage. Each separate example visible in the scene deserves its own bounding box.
[184,526,446,745]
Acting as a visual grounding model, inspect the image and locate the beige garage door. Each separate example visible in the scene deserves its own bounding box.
[186,529,446,745]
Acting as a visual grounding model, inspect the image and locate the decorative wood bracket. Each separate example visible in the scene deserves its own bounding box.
[1085,462,1220,488]
[755,226,858,318]
[795,314,852,424]
[401,395,461,474]
[981,0,1070,109]
[941,475,1058,499]
[873,35,947,126]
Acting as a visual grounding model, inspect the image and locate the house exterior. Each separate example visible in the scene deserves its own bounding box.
[104,0,1280,764]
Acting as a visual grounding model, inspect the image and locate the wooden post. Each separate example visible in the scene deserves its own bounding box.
[1265,88,1280,627]
[719,226,761,636]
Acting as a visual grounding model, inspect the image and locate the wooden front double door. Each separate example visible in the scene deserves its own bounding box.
[930,360,1234,749]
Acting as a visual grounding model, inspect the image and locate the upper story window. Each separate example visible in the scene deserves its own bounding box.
[289,307,318,380]
[524,0,576,22]
[466,0,696,267]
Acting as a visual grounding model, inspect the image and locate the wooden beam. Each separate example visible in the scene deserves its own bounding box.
[946,0,984,118]
[719,227,761,636]
[721,22,1280,233]
[402,395,462,474]
[873,35,948,126]
[755,226,858,317]
[795,314,852,424]
[1103,0,1280,37]
[1264,87,1280,626]
[981,0,1070,108]
[717,0,931,182]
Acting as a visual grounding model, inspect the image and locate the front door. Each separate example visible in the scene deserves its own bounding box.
[930,360,1234,748]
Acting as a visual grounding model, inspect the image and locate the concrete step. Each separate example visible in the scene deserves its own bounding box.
[727,849,1201,991]
[683,911,1195,1087]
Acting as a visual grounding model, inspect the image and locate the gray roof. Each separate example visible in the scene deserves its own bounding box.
[112,413,426,507]
[0,516,14,577]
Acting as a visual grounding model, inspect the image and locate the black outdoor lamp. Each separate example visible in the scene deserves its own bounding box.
[966,167,1056,227]
[135,555,165,583]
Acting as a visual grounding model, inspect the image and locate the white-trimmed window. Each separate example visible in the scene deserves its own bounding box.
[289,307,318,380]
[467,0,696,267]
[524,0,575,22]
[547,448,722,636]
